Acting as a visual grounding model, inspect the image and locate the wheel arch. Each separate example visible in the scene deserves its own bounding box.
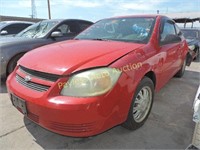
[6,52,26,76]
[144,71,156,88]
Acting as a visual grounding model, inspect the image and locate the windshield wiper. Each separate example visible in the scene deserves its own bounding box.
[73,38,112,41]
[90,38,110,41]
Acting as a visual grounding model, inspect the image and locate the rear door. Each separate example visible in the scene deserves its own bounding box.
[174,24,186,68]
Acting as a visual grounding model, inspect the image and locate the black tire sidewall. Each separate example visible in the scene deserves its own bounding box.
[195,48,199,59]
[175,57,186,78]
[7,54,24,75]
[123,77,154,130]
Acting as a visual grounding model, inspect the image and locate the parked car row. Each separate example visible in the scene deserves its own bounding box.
[181,28,200,61]
[173,18,200,61]
[0,21,33,36]
[2,17,199,80]
[4,14,192,137]
[0,19,93,78]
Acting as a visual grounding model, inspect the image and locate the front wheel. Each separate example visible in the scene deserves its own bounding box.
[122,77,154,130]
[7,53,24,75]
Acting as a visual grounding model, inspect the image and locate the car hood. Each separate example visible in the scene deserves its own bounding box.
[19,40,144,75]
[0,37,27,44]
[186,38,198,45]
[0,37,39,45]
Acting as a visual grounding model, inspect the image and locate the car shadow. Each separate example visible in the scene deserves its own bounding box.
[193,56,200,62]
[23,117,134,149]
[0,79,7,93]
[22,70,199,149]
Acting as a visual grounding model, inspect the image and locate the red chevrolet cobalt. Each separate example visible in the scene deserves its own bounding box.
[7,15,188,137]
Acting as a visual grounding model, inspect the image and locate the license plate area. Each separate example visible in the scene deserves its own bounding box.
[11,94,27,115]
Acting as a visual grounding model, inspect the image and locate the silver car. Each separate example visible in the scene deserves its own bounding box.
[0,21,33,36]
[0,19,93,78]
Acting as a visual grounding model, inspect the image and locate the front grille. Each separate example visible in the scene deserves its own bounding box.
[19,65,60,82]
[47,121,96,133]
[16,74,50,92]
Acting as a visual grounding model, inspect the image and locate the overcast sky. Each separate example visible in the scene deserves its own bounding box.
[0,0,199,22]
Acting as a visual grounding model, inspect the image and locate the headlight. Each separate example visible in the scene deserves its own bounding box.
[188,45,195,51]
[61,68,122,97]
[1,56,6,63]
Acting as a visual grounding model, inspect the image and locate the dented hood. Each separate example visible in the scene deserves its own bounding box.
[19,40,143,75]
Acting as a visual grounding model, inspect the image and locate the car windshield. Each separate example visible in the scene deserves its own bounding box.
[16,21,59,38]
[0,22,7,28]
[182,30,198,39]
[76,17,155,43]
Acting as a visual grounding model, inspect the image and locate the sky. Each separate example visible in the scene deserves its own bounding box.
[0,0,200,22]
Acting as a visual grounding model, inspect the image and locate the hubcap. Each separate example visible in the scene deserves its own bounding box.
[133,86,152,123]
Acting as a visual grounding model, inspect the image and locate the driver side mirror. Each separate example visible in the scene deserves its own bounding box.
[161,34,181,45]
[51,31,63,38]
[0,30,8,35]
[178,31,182,36]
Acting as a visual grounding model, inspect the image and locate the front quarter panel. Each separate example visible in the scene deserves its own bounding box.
[109,44,158,120]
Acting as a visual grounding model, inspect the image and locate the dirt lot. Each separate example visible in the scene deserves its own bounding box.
[0,61,199,149]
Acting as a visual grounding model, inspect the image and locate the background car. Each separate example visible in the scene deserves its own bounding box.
[181,28,200,60]
[0,19,93,78]
[0,21,33,36]
[173,18,200,61]
[7,15,189,137]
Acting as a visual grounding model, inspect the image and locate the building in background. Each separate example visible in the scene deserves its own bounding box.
[162,12,200,27]
[0,15,43,23]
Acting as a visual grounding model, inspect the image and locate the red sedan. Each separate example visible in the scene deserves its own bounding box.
[7,15,188,137]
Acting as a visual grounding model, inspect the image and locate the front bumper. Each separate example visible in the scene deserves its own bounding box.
[6,69,133,137]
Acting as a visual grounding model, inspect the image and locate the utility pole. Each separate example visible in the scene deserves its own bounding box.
[47,0,51,19]
[31,0,37,18]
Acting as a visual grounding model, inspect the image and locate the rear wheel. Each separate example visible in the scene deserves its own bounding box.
[194,48,199,60]
[7,54,24,75]
[175,57,186,78]
[122,77,154,130]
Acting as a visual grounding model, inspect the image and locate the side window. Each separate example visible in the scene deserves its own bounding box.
[160,21,176,42]
[56,24,70,34]
[54,22,78,36]
[78,22,92,31]
[22,24,32,30]
[2,24,30,34]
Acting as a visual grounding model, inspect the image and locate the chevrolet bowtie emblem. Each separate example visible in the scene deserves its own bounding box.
[24,75,31,82]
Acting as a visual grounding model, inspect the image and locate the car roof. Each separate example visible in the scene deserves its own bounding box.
[40,19,93,24]
[173,17,200,23]
[0,21,34,24]
[181,28,200,31]
[105,14,165,19]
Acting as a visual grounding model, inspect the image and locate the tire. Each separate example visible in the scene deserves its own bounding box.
[194,48,199,60]
[122,77,154,130]
[175,57,186,78]
[7,53,24,75]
